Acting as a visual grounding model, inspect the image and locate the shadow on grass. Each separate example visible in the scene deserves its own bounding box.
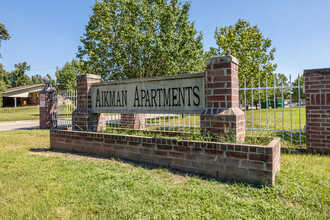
[29,147,265,189]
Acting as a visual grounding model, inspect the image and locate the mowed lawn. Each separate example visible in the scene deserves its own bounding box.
[0,130,329,219]
[0,106,39,122]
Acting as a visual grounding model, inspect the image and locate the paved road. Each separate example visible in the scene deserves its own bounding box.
[0,120,39,131]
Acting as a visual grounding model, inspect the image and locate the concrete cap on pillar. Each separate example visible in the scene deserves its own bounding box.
[304,68,330,75]
[206,55,239,65]
[76,74,101,80]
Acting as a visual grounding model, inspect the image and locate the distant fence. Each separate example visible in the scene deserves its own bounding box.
[239,74,305,146]
[52,90,77,128]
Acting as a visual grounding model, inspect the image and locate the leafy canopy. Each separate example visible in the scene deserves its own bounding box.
[209,19,277,88]
[78,0,204,80]
[0,23,10,58]
[9,62,31,87]
[55,59,86,91]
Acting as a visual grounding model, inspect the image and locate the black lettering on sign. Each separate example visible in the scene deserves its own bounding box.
[110,91,115,107]
[96,88,101,107]
[116,91,121,107]
[151,89,157,107]
[163,88,171,106]
[122,91,127,107]
[193,86,200,106]
[134,86,140,107]
[145,89,150,107]
[172,88,178,106]
[104,91,109,107]
[186,87,192,106]
[141,89,146,107]
[178,87,186,106]
[157,89,163,107]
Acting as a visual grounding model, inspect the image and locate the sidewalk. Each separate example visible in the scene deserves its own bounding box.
[0,120,39,131]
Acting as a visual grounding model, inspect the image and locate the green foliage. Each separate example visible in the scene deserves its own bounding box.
[9,62,31,87]
[78,0,205,80]
[55,59,86,90]
[209,19,277,88]
[0,64,10,107]
[31,74,43,84]
[0,22,10,58]
[292,74,305,102]
[46,74,56,87]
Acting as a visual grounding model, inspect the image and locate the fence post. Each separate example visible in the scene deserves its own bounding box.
[39,90,56,129]
[304,68,330,154]
[72,74,106,132]
[200,56,245,142]
[121,113,146,130]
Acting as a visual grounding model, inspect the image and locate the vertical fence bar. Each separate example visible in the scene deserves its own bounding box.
[194,114,196,133]
[251,78,254,135]
[258,77,261,130]
[281,78,284,144]
[290,74,293,145]
[298,74,302,146]
[274,75,276,137]
[266,77,269,137]
[244,78,247,131]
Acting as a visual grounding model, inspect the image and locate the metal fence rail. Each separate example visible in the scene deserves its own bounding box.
[52,90,77,128]
[106,113,200,133]
[239,74,305,146]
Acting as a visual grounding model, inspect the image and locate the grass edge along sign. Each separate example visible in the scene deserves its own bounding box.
[91,73,205,114]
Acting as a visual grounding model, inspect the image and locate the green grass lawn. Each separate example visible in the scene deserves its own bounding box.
[0,130,329,219]
[0,106,39,122]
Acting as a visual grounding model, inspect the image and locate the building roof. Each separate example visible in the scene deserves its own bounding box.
[3,84,45,98]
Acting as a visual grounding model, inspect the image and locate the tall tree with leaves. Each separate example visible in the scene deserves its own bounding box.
[78,0,204,80]
[31,74,44,84]
[9,62,31,87]
[55,59,86,90]
[209,19,277,88]
[0,23,10,58]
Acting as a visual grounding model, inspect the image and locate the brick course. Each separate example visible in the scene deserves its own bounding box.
[50,129,281,185]
[304,68,330,154]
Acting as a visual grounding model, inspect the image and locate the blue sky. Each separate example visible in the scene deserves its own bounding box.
[0,0,329,81]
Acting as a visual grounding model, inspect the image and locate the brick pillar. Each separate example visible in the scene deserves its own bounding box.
[72,74,106,132]
[39,91,56,129]
[121,113,146,130]
[304,68,330,154]
[201,56,245,143]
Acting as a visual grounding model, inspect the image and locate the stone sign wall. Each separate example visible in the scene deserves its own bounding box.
[91,73,205,114]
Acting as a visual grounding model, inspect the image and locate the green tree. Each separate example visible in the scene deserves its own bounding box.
[9,62,31,87]
[0,23,10,58]
[55,59,86,90]
[0,64,9,107]
[77,0,204,80]
[209,19,277,88]
[292,74,305,102]
[31,74,44,84]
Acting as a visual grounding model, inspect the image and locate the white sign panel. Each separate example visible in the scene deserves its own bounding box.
[91,73,205,114]
[40,94,45,107]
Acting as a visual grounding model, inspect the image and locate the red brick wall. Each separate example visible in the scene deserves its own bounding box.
[121,113,146,130]
[50,129,281,185]
[40,92,56,129]
[201,56,245,142]
[304,68,330,154]
[72,74,106,131]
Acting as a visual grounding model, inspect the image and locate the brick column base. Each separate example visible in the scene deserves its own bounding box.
[72,109,106,132]
[39,91,56,129]
[121,113,146,130]
[201,108,245,143]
